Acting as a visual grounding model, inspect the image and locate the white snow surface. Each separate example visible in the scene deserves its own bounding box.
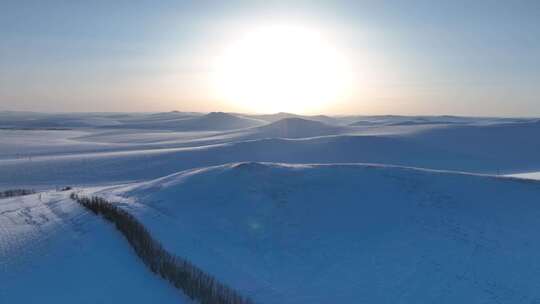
[2,111,540,303]
[1,113,540,189]
[0,191,185,303]
[88,162,540,304]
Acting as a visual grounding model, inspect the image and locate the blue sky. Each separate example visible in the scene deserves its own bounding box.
[1,0,539,115]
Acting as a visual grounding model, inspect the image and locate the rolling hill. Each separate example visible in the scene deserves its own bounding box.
[90,162,540,303]
[254,117,343,138]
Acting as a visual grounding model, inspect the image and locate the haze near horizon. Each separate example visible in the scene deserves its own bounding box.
[1,0,539,116]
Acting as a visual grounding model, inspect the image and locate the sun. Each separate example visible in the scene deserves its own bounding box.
[212,25,354,114]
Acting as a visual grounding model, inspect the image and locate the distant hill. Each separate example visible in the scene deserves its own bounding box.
[254,117,343,138]
[249,112,341,125]
[177,112,265,131]
[103,112,265,131]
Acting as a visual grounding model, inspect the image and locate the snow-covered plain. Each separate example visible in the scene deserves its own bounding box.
[1,111,540,303]
[1,112,539,189]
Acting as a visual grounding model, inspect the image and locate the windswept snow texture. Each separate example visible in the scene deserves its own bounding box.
[100,163,540,304]
[0,191,184,303]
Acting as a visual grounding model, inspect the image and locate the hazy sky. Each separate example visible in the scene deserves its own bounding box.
[1,0,539,115]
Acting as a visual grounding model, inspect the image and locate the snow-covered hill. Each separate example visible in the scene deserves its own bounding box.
[5,162,540,303]
[254,117,343,138]
[3,117,540,188]
[108,112,265,131]
[183,112,265,130]
[249,112,341,125]
[93,162,540,303]
[2,111,540,303]
[0,111,265,131]
[347,115,538,127]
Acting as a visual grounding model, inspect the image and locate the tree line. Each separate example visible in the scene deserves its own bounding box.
[70,193,253,304]
[0,189,35,199]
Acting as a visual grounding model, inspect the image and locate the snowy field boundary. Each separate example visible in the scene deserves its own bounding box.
[70,193,253,304]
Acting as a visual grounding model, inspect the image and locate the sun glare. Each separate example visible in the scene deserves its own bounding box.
[212,25,354,114]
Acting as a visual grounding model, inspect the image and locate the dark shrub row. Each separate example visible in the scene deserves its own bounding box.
[0,189,35,198]
[70,193,253,304]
